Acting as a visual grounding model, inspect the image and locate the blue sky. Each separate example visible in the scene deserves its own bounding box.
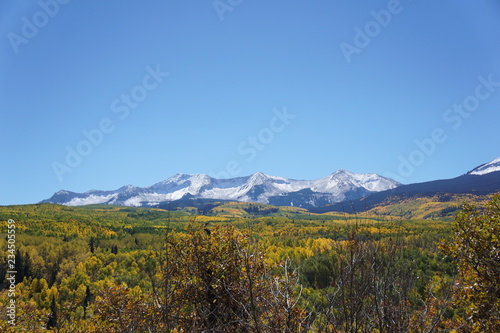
[1,0,500,205]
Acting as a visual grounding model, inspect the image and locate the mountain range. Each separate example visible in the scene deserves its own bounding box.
[312,157,500,214]
[42,157,500,211]
[42,170,399,209]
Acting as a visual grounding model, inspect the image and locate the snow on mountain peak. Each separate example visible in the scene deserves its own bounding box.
[55,190,70,195]
[468,157,500,176]
[168,173,194,182]
[247,171,279,184]
[310,170,399,195]
[42,170,401,208]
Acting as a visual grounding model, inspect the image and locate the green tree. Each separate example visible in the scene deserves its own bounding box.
[441,194,500,332]
[46,295,58,330]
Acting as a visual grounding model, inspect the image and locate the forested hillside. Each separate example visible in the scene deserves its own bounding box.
[1,196,499,332]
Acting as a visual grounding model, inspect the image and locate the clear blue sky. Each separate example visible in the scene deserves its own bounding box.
[1,0,500,205]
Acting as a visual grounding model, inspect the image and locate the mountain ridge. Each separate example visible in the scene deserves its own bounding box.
[42,170,400,208]
[311,166,500,215]
[467,157,500,175]
[41,157,500,211]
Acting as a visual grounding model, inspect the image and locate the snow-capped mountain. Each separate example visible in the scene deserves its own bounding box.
[467,157,500,176]
[313,157,500,214]
[42,170,400,208]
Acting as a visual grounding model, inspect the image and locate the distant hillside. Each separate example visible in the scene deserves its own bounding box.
[156,199,312,218]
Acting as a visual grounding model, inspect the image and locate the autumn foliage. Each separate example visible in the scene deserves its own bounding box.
[441,194,500,332]
[162,223,307,332]
[0,196,499,332]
